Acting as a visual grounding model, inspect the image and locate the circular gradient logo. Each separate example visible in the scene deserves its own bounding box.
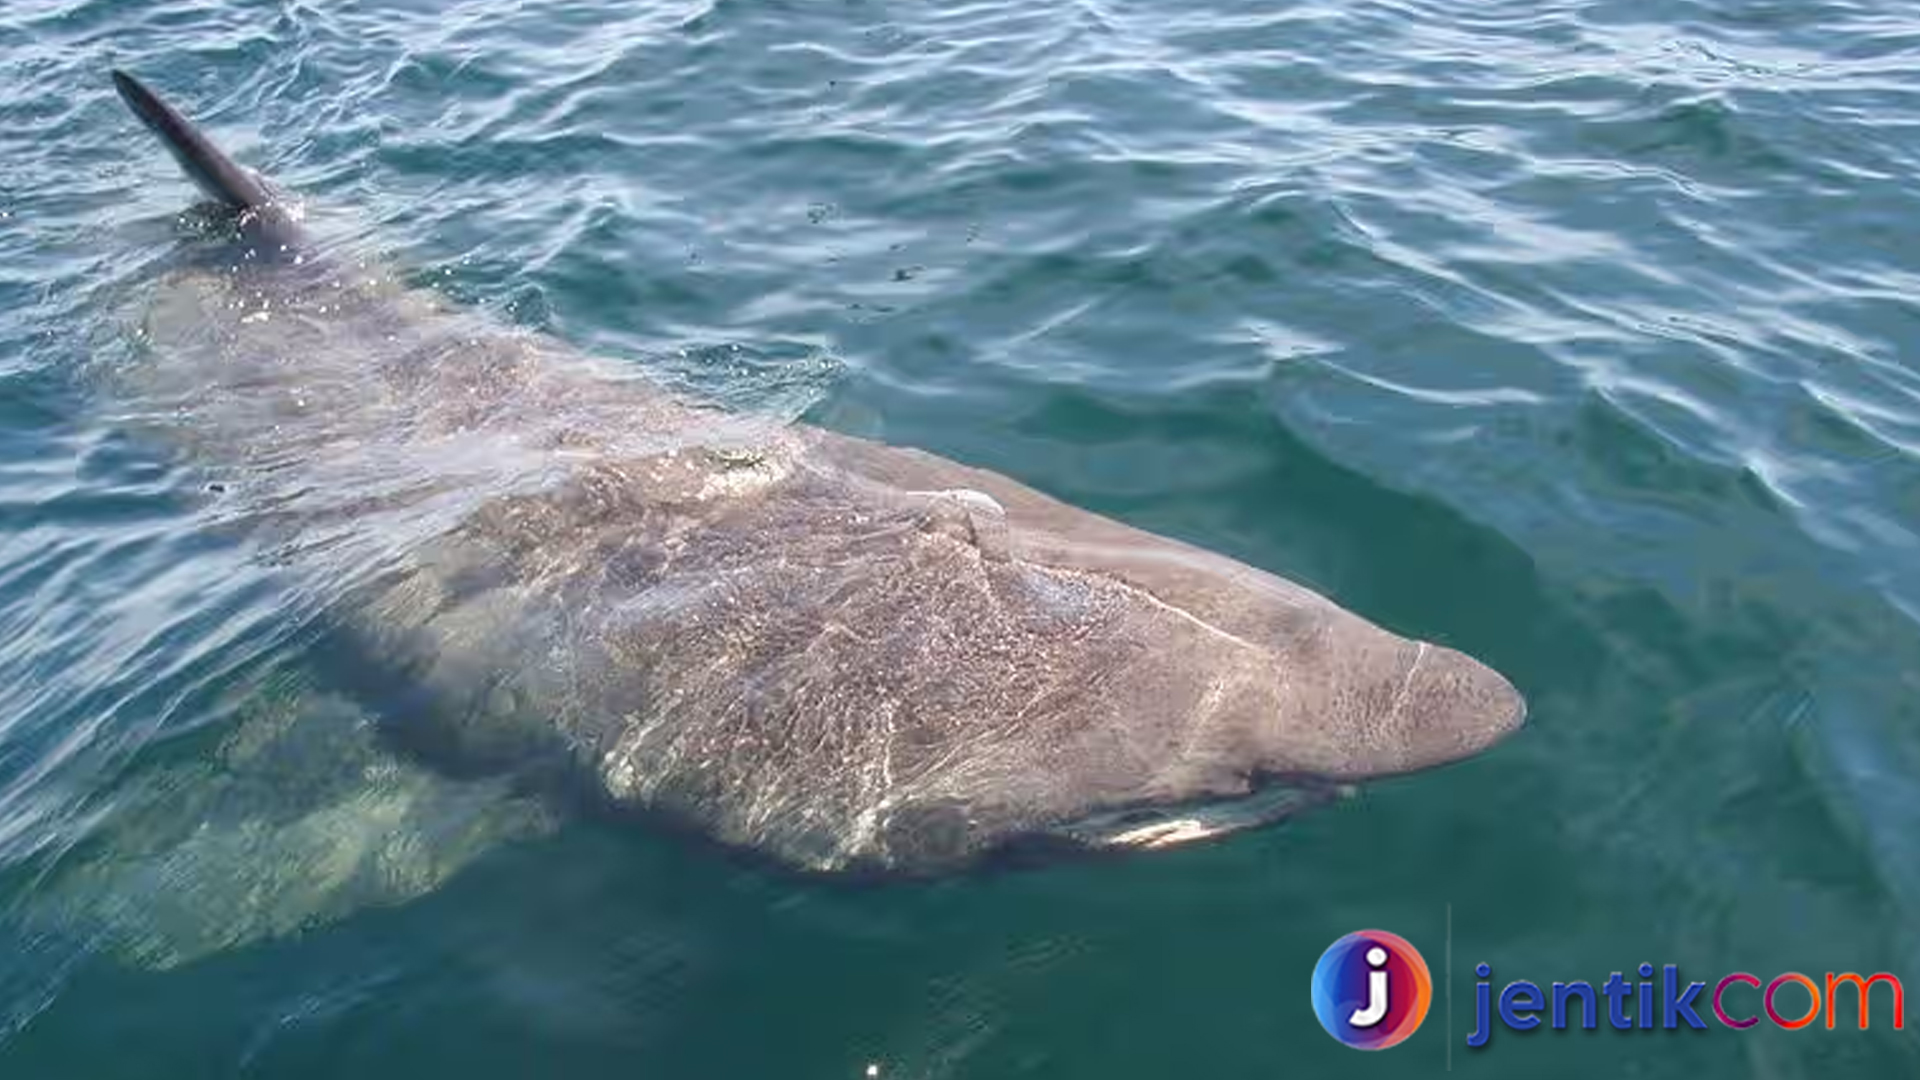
[1311,930,1433,1050]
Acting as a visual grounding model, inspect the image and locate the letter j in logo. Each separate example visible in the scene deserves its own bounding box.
[1311,930,1434,1050]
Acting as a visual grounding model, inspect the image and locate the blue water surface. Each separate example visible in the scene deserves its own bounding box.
[3,0,1919,1076]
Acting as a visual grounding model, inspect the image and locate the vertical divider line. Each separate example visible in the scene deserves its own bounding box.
[1447,902,1453,1072]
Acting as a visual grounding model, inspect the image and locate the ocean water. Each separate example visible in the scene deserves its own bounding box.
[3,0,1919,1076]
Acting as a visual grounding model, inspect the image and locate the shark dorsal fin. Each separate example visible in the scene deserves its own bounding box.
[112,70,276,211]
[112,69,306,253]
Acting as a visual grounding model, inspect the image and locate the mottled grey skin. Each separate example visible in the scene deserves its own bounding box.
[112,71,1525,874]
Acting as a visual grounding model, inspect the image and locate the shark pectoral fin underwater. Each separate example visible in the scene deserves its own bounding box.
[33,667,557,970]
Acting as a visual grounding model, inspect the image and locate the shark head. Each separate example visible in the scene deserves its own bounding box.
[809,430,1527,784]
[625,431,1533,868]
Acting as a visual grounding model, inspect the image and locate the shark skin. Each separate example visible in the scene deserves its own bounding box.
[104,68,1527,877]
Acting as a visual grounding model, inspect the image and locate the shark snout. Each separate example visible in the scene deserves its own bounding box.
[1262,620,1527,783]
[1381,641,1526,773]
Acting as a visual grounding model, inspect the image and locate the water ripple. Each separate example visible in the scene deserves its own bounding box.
[4,0,1920,1074]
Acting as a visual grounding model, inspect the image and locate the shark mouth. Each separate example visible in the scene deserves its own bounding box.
[1053,782,1349,852]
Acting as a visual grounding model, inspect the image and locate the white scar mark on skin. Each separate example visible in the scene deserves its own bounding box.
[1388,641,1430,721]
[1103,576,1267,657]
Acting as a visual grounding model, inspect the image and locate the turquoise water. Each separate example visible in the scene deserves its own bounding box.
[4,0,1920,1075]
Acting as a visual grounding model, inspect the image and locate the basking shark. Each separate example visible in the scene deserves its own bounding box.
[97,69,1525,884]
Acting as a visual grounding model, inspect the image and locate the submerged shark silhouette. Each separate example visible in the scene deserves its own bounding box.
[104,68,1525,878]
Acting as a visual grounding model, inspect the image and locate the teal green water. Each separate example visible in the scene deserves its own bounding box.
[3,0,1919,1076]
